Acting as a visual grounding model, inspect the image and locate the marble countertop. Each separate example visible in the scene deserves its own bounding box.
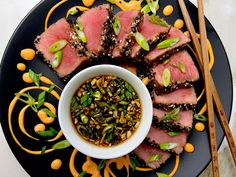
[0,0,235,176]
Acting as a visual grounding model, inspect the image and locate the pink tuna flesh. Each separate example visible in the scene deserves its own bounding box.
[153,108,194,128]
[112,10,140,58]
[35,18,87,78]
[134,143,171,169]
[153,87,197,105]
[145,27,190,63]
[153,50,199,87]
[131,14,170,58]
[78,4,109,55]
[147,127,188,154]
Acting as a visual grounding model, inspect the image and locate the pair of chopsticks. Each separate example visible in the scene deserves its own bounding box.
[178,0,236,176]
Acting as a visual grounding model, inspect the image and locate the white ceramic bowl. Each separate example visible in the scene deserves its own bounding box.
[58,64,153,159]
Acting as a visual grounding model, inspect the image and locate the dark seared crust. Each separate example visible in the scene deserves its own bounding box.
[121,12,144,57]
[153,103,196,112]
[146,43,189,66]
[100,5,116,57]
[154,81,194,95]
[152,117,192,132]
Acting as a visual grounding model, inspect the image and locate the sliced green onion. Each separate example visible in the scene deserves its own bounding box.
[77,30,87,43]
[107,0,115,4]
[156,172,171,177]
[159,142,177,150]
[130,156,140,171]
[80,114,89,124]
[36,127,58,137]
[37,91,46,109]
[148,154,161,162]
[51,50,62,68]
[162,68,171,87]
[157,38,180,49]
[76,21,83,30]
[167,131,180,137]
[52,140,71,150]
[41,145,47,155]
[147,0,159,14]
[113,18,121,35]
[29,69,42,87]
[194,113,207,122]
[148,14,168,27]
[163,108,180,121]
[141,4,151,14]
[178,61,186,73]
[41,108,57,118]
[134,32,150,51]
[98,159,106,170]
[48,39,68,53]
[78,171,87,177]
[47,85,55,93]
[70,9,78,15]
[102,124,114,135]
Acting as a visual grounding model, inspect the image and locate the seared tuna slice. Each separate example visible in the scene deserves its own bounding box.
[152,108,194,131]
[145,27,190,65]
[35,18,88,78]
[153,50,199,94]
[134,143,171,169]
[76,4,115,59]
[153,87,197,111]
[146,127,188,154]
[130,14,171,59]
[112,10,142,58]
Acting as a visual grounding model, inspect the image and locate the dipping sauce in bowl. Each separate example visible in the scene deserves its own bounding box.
[58,64,152,159]
[71,75,141,147]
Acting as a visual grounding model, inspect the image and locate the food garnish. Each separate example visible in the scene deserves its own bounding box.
[48,39,68,53]
[134,32,150,51]
[162,68,171,87]
[157,38,180,49]
[52,140,71,150]
[71,75,141,147]
[159,142,178,150]
[148,154,161,162]
[113,18,121,35]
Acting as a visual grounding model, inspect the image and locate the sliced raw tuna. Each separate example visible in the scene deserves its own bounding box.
[153,87,197,111]
[134,143,171,169]
[35,18,88,78]
[153,50,199,94]
[145,27,190,65]
[146,127,188,154]
[152,108,194,131]
[77,4,115,58]
[130,14,171,59]
[112,10,141,58]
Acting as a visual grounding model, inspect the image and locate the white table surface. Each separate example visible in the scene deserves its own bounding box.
[0,0,236,176]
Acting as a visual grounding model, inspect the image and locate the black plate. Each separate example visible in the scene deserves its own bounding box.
[0,0,233,177]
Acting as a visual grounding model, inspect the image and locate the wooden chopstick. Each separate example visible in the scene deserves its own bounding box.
[197,0,219,176]
[178,0,236,169]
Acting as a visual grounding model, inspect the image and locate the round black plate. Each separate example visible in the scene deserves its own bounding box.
[0,0,233,177]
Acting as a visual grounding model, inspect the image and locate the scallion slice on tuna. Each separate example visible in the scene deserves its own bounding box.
[134,32,150,51]
[163,108,180,121]
[148,14,168,27]
[51,50,62,68]
[48,39,68,53]
[113,18,121,35]
[77,30,87,43]
[157,38,180,49]
[162,68,170,87]
[146,0,159,14]
[159,142,177,150]
[148,154,161,162]
[70,9,78,15]
[167,131,180,137]
[178,61,186,73]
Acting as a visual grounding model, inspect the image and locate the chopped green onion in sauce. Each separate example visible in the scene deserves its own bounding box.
[71,75,141,147]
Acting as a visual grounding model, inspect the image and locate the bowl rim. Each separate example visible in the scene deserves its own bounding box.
[58,64,153,159]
